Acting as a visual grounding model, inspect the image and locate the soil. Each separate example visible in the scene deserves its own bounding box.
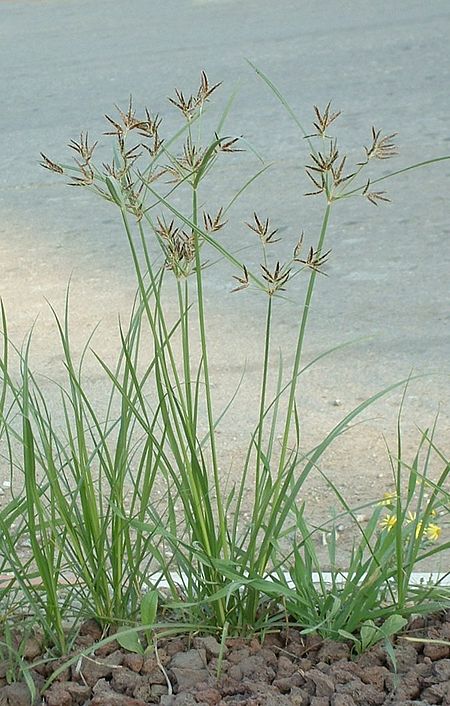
[3,613,450,705]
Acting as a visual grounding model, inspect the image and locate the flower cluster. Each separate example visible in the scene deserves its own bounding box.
[304,102,398,205]
[378,492,441,542]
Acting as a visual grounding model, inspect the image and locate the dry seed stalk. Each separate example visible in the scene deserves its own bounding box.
[68,132,98,163]
[306,101,341,138]
[246,213,280,245]
[203,208,227,232]
[169,71,221,120]
[214,132,243,153]
[231,266,249,292]
[293,235,331,275]
[360,127,398,164]
[40,153,64,174]
[260,261,291,295]
[104,97,143,136]
[307,140,340,175]
[181,136,205,171]
[362,179,391,206]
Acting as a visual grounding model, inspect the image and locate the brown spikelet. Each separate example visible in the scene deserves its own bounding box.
[360,127,398,164]
[362,179,391,205]
[260,261,291,295]
[231,265,249,292]
[40,153,63,174]
[306,101,341,138]
[294,245,331,275]
[68,133,98,163]
[246,213,280,245]
[203,207,227,232]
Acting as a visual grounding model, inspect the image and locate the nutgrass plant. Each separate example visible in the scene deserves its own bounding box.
[0,67,449,660]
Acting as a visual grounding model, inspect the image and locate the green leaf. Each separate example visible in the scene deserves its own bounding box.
[360,620,378,651]
[116,630,144,655]
[141,590,159,627]
[384,639,399,674]
[381,614,408,639]
[105,177,123,206]
[337,629,360,650]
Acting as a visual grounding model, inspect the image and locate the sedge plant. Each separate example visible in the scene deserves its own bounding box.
[0,68,448,648]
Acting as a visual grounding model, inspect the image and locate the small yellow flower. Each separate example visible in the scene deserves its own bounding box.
[405,512,423,538]
[379,492,396,508]
[380,514,397,531]
[425,524,441,542]
[414,520,424,539]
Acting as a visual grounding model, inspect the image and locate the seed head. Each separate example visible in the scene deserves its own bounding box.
[260,261,291,295]
[68,162,94,187]
[122,173,145,220]
[294,242,331,275]
[231,265,249,292]
[214,133,243,153]
[331,155,354,188]
[309,101,341,138]
[362,179,391,206]
[360,127,398,164]
[68,132,97,163]
[169,71,221,120]
[198,70,221,103]
[139,108,164,156]
[156,218,197,276]
[246,213,280,245]
[203,207,227,232]
[307,140,339,174]
[168,88,195,120]
[305,170,326,197]
[154,217,179,241]
[181,136,204,171]
[40,153,64,174]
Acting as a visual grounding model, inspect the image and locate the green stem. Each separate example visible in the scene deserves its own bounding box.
[277,203,332,477]
[341,155,450,199]
[254,296,273,510]
[191,188,226,555]
[136,219,186,410]
[243,297,273,623]
[178,278,193,425]
[121,210,191,478]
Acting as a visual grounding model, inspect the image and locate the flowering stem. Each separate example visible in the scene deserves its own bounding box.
[277,203,332,477]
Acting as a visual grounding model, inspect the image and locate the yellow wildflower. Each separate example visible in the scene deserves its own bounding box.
[425,524,441,542]
[380,514,397,531]
[379,492,396,508]
[413,521,424,539]
[405,512,423,538]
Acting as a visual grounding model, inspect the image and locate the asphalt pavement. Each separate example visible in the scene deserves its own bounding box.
[0,0,449,500]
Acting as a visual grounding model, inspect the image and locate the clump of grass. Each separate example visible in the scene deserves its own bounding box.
[0,67,449,662]
[253,407,450,642]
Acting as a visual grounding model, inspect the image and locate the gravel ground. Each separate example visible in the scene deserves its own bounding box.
[0,1,449,559]
[4,613,450,705]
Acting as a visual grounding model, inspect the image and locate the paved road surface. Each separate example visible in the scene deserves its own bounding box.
[0,0,449,523]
